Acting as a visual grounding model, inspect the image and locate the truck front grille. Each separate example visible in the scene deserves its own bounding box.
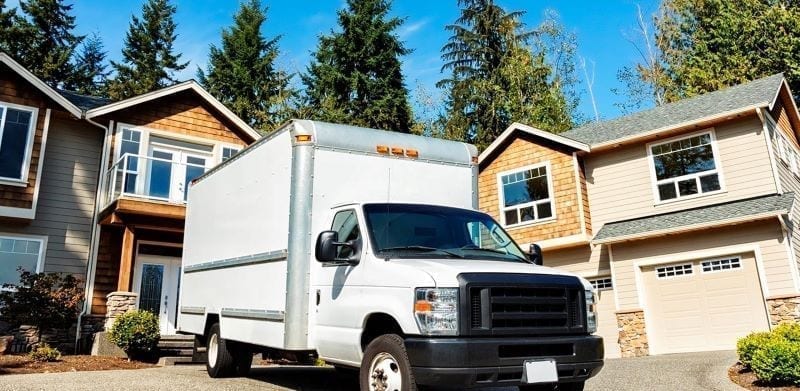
[459,273,586,336]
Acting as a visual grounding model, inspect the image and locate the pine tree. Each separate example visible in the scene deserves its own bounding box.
[438,0,573,150]
[301,0,413,133]
[107,0,188,100]
[11,0,83,85]
[198,0,294,132]
[65,33,109,96]
[0,0,25,56]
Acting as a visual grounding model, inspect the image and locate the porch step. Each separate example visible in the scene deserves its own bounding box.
[157,334,196,359]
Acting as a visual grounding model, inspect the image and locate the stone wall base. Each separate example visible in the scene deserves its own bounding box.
[616,310,649,357]
[766,294,800,326]
[104,291,138,330]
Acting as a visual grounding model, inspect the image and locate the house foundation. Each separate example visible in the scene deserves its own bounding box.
[616,309,649,357]
[766,294,800,326]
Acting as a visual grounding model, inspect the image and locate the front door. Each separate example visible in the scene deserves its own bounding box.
[133,253,182,334]
[146,145,209,203]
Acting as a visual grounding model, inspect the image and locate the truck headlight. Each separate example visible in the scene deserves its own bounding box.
[414,288,458,336]
[586,290,597,334]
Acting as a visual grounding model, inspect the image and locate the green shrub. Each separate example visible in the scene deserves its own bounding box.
[29,343,61,362]
[751,337,800,385]
[737,331,774,367]
[774,323,800,343]
[109,310,160,359]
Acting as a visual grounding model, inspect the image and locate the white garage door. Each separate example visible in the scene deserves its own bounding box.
[590,277,621,359]
[642,254,769,355]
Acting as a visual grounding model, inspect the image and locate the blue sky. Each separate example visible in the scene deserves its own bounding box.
[8,0,660,120]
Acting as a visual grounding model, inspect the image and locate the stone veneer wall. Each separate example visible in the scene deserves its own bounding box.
[766,294,800,326]
[104,291,138,329]
[616,310,649,357]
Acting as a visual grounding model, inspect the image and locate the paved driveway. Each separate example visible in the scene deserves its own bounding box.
[0,351,741,391]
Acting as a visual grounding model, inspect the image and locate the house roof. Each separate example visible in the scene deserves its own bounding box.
[0,52,83,118]
[593,193,794,244]
[85,80,261,142]
[479,122,590,164]
[562,73,785,147]
[56,89,111,111]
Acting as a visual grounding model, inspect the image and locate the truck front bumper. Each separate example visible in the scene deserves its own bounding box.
[404,335,604,389]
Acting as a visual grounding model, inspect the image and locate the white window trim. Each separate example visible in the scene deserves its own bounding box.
[654,263,694,280]
[700,256,742,274]
[218,144,242,163]
[0,233,48,291]
[495,161,557,229]
[114,123,235,166]
[646,129,726,205]
[767,114,800,178]
[589,276,613,291]
[0,101,39,186]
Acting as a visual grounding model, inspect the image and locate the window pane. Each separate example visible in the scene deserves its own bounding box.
[331,209,360,258]
[700,174,721,192]
[504,209,518,225]
[0,108,32,179]
[520,206,534,222]
[0,237,40,287]
[148,152,173,199]
[501,169,549,207]
[678,178,698,196]
[537,202,553,219]
[124,173,138,193]
[652,135,715,180]
[658,183,677,201]
[528,176,549,201]
[138,264,163,315]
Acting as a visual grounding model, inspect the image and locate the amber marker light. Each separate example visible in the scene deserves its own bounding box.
[376,145,390,154]
[406,149,419,158]
[414,300,433,312]
[391,146,405,155]
[471,156,479,164]
[295,134,312,142]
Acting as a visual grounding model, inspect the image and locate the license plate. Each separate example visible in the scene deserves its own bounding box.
[522,359,558,384]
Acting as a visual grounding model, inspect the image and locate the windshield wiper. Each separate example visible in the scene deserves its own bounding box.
[459,246,530,263]
[379,245,464,258]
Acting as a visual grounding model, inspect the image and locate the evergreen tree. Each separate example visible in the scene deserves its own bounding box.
[438,0,573,150]
[11,0,83,85]
[301,0,413,133]
[0,0,25,57]
[198,0,294,132]
[66,33,109,96]
[107,0,188,100]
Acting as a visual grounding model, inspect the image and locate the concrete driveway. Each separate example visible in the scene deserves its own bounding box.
[0,351,741,391]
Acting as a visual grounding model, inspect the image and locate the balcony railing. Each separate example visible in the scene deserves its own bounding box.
[102,153,208,208]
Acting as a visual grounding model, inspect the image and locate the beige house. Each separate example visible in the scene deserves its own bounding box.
[478,74,800,358]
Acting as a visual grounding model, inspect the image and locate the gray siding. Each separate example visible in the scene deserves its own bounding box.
[0,115,102,275]
[767,116,800,280]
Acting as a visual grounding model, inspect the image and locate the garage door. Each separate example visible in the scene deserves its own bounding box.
[589,277,621,359]
[642,254,769,355]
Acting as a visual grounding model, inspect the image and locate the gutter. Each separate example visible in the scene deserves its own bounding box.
[74,117,113,353]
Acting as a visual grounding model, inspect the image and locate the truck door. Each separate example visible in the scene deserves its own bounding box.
[314,207,370,364]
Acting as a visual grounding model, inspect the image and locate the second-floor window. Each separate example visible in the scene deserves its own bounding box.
[222,146,239,162]
[498,163,554,227]
[0,103,37,182]
[649,132,722,202]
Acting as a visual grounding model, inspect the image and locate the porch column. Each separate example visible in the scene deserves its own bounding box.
[117,225,135,291]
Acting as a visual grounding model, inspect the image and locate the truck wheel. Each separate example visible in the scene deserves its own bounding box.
[206,323,236,378]
[360,334,417,391]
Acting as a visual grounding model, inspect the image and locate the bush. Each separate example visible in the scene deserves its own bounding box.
[737,332,775,367]
[751,337,800,385]
[29,343,61,362]
[109,310,160,359]
[774,323,800,343]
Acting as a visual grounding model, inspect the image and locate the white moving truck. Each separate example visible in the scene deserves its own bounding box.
[178,120,603,391]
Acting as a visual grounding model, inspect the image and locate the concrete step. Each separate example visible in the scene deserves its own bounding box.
[157,356,196,366]
[157,340,195,349]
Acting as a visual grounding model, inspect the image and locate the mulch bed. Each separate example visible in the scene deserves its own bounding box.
[0,354,156,375]
[729,363,800,390]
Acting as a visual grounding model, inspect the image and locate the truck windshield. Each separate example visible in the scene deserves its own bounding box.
[363,203,529,263]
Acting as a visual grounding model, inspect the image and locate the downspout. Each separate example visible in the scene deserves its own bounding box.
[74,117,113,353]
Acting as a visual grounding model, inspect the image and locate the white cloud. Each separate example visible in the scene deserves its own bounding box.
[398,19,429,39]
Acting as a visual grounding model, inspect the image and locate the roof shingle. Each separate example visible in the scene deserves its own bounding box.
[56,89,112,111]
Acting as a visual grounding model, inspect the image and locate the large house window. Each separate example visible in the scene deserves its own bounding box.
[0,235,45,288]
[649,132,722,202]
[0,103,37,182]
[498,163,554,227]
[120,128,141,194]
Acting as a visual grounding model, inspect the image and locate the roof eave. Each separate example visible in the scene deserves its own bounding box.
[591,210,786,245]
[589,104,768,152]
[0,53,83,118]
[479,122,590,164]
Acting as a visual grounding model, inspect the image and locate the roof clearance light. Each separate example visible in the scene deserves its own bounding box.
[406,149,419,158]
[295,134,312,142]
[391,146,404,155]
[376,145,390,154]
[471,156,479,164]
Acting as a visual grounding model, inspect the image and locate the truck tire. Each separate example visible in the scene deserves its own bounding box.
[519,381,585,391]
[360,334,417,391]
[206,323,236,378]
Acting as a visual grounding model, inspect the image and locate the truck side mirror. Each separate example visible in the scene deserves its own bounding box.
[315,231,357,263]
[528,243,543,266]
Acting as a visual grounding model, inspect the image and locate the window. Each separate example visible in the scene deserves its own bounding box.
[222,147,239,162]
[0,103,37,182]
[120,128,141,194]
[498,164,554,226]
[590,277,613,290]
[0,235,45,288]
[655,263,693,279]
[774,123,800,176]
[649,132,722,202]
[331,209,360,259]
[701,257,741,273]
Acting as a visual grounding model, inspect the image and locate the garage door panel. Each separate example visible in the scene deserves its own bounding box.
[643,254,769,355]
[594,286,621,359]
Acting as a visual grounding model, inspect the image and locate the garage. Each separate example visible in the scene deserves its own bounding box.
[642,253,770,355]
[589,277,621,358]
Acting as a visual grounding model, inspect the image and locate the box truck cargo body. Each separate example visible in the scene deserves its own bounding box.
[178,120,603,390]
